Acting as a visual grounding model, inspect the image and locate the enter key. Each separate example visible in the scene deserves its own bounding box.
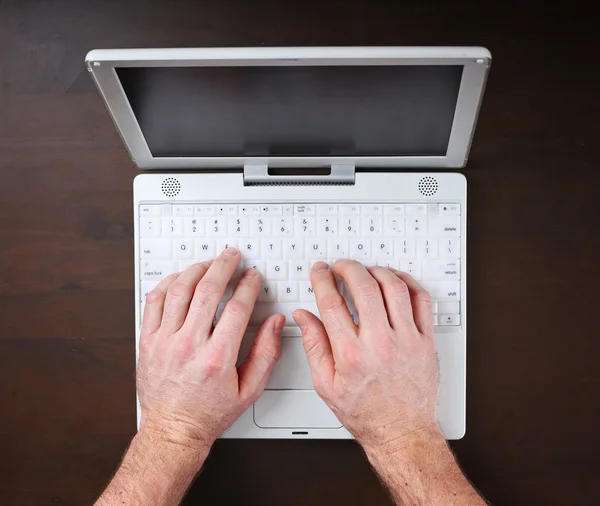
[421,259,461,281]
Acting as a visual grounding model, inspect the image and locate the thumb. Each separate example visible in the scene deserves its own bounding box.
[293,309,335,394]
[238,314,284,403]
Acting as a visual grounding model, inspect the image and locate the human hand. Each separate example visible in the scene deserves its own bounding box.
[137,248,284,450]
[293,260,440,451]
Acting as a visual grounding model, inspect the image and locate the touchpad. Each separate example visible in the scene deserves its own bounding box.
[254,390,342,429]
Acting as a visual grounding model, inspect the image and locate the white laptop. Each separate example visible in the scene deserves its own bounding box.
[86,47,491,440]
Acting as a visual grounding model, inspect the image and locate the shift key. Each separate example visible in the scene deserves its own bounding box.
[420,281,460,301]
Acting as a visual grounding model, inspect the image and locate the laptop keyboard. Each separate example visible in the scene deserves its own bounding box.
[139,203,462,328]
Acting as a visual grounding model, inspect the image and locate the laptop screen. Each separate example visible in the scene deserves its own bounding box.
[116,65,463,158]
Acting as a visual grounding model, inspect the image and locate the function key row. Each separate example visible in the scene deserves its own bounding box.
[140,203,461,217]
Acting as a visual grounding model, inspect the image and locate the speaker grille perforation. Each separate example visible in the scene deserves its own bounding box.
[161,177,181,198]
[418,176,438,197]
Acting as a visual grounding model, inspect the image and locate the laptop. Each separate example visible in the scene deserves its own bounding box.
[86,47,491,440]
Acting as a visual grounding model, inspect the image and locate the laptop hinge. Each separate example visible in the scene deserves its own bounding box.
[243,164,355,186]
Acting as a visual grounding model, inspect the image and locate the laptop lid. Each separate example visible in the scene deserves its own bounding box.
[86,47,491,170]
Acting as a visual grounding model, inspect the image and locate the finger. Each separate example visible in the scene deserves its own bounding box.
[238,314,284,403]
[211,267,261,363]
[293,309,335,394]
[140,272,181,336]
[160,261,213,335]
[310,261,357,346]
[332,260,390,329]
[367,266,415,330]
[185,247,241,337]
[390,269,434,337]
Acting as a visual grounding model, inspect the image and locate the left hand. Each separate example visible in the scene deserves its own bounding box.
[137,247,285,449]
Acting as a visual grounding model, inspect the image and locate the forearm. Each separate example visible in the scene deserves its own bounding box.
[95,429,211,506]
[364,426,486,506]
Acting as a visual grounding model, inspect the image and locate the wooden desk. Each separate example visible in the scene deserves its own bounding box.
[1,1,598,504]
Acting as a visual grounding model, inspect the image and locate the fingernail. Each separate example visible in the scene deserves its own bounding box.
[243,267,258,278]
[273,315,285,334]
[292,311,306,329]
[312,261,329,272]
[223,247,239,256]
[201,259,214,267]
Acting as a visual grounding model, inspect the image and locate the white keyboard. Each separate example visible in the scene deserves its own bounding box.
[138,202,462,328]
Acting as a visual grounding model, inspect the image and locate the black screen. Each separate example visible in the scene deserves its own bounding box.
[117,65,463,157]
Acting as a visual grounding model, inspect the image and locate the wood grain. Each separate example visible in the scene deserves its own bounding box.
[1,1,599,505]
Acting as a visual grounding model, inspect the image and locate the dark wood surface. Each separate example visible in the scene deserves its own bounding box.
[1,1,599,505]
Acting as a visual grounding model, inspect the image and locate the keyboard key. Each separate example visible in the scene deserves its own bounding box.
[173,205,194,216]
[295,205,315,215]
[339,216,360,236]
[439,203,461,215]
[174,238,193,259]
[406,204,428,215]
[250,217,271,236]
[362,204,383,215]
[384,204,405,215]
[394,238,416,258]
[267,260,287,280]
[422,260,460,281]
[216,239,238,255]
[261,239,282,259]
[228,217,249,236]
[439,314,460,326]
[140,239,171,258]
[306,238,327,259]
[140,217,161,237]
[406,217,427,236]
[377,259,399,269]
[283,239,304,259]
[160,204,172,216]
[317,216,337,235]
[439,238,461,259]
[217,205,238,215]
[338,204,360,215]
[206,217,227,237]
[183,217,205,237]
[245,260,266,277]
[417,239,439,258]
[439,301,460,314]
[429,215,460,236]
[317,204,338,215]
[350,239,371,259]
[282,205,294,216]
[194,240,215,260]
[327,238,349,259]
[289,260,309,279]
[162,218,183,238]
[239,238,260,258]
[194,205,215,216]
[420,282,460,301]
[261,204,282,215]
[300,281,316,302]
[140,260,177,280]
[250,302,320,327]
[400,259,421,280]
[278,281,299,302]
[140,205,161,216]
[433,315,439,326]
[373,239,393,259]
[240,205,261,216]
[141,280,160,302]
[295,216,316,236]
[273,217,294,237]
[258,281,278,302]
[384,216,405,236]
[179,260,196,270]
[362,216,382,236]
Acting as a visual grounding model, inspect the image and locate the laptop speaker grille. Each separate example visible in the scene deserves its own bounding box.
[418,176,438,197]
[161,177,181,197]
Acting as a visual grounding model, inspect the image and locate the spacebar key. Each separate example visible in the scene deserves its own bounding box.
[250,302,319,327]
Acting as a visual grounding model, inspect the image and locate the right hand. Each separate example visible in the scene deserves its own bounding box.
[292,260,440,451]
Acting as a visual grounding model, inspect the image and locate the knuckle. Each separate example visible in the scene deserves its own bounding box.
[320,293,346,312]
[195,279,221,299]
[145,289,162,305]
[340,343,362,369]
[416,288,432,304]
[224,298,250,317]
[202,349,227,377]
[355,279,379,297]
[389,278,410,297]
[168,280,190,299]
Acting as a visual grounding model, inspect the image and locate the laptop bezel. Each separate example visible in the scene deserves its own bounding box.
[86,46,491,170]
